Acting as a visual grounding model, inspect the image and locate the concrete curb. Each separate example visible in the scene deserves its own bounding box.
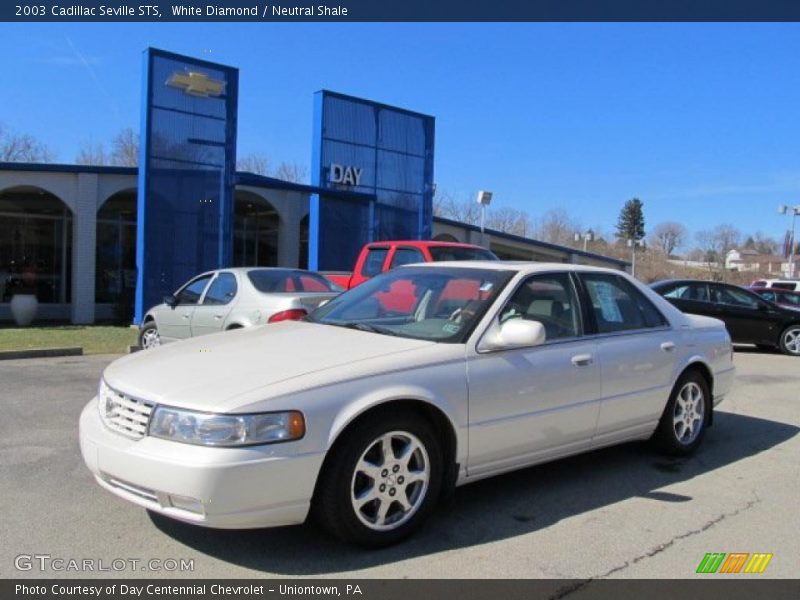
[0,347,83,361]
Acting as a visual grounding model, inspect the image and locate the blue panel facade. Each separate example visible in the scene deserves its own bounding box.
[309,91,434,271]
[135,48,238,324]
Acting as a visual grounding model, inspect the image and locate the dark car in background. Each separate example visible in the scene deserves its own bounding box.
[651,279,800,356]
[750,287,800,312]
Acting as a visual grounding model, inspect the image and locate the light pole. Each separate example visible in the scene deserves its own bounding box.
[627,238,645,277]
[477,190,493,247]
[574,229,595,252]
[778,204,800,278]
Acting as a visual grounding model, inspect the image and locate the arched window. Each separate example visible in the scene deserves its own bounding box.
[234,191,279,267]
[0,186,72,304]
[96,189,137,306]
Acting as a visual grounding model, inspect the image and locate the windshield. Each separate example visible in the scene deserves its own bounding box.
[308,266,514,343]
[429,246,498,262]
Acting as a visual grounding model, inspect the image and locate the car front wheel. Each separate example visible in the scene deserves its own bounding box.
[313,411,442,547]
[779,325,800,356]
[653,371,709,455]
[138,322,161,349]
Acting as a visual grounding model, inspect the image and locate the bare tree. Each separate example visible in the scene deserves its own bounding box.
[649,221,688,257]
[749,231,779,255]
[111,128,139,167]
[237,153,271,175]
[273,161,308,183]
[535,208,581,246]
[432,191,481,226]
[75,141,108,166]
[694,224,742,276]
[0,124,54,162]
[486,205,531,236]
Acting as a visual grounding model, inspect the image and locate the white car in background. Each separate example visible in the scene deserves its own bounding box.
[138,267,342,348]
[82,262,735,547]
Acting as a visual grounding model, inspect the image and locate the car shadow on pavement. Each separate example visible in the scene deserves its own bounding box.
[149,411,798,574]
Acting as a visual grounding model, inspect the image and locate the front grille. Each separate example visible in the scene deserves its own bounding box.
[100,385,154,439]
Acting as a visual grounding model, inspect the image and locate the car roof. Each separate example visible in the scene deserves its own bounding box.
[408,260,626,275]
[366,240,489,249]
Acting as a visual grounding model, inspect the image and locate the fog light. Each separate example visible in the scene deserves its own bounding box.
[168,494,204,514]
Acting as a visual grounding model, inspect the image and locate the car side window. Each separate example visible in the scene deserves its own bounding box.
[759,290,776,302]
[582,274,668,333]
[498,272,582,340]
[391,247,425,269]
[175,275,213,305]
[664,283,709,302]
[203,273,237,305]
[363,248,389,277]
[711,285,760,309]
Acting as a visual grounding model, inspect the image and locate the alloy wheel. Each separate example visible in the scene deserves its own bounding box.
[673,381,705,445]
[782,327,800,355]
[350,431,430,531]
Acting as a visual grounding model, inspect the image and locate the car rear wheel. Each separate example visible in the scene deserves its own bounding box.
[779,325,800,356]
[138,322,161,349]
[652,371,709,456]
[313,411,442,547]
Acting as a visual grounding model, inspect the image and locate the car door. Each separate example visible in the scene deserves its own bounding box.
[709,284,783,345]
[190,272,238,337]
[467,271,602,477]
[158,274,214,341]
[580,273,678,438]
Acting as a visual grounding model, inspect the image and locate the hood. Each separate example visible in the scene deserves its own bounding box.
[103,321,435,412]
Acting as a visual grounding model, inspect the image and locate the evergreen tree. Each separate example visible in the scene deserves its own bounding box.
[615,198,646,241]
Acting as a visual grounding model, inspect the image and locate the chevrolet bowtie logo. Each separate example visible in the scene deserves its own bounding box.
[166,71,225,98]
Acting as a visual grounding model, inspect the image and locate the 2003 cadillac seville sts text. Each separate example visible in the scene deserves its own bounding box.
[79,262,735,546]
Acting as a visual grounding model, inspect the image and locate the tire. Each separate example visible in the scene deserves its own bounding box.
[138,321,161,349]
[778,324,800,357]
[312,410,443,547]
[652,370,710,456]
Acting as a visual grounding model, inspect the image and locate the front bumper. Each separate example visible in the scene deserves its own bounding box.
[79,399,325,529]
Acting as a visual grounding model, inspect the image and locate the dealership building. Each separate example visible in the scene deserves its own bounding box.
[0,49,628,325]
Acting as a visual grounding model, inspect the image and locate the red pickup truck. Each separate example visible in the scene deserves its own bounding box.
[325,240,498,290]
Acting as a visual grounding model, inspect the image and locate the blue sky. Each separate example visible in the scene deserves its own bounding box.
[1,23,799,248]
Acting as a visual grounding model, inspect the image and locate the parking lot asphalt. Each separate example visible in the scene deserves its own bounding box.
[0,348,797,579]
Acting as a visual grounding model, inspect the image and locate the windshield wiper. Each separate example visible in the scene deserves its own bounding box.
[335,322,401,336]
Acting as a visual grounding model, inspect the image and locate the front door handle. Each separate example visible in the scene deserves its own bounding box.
[182,313,191,319]
[571,354,593,366]
[661,341,676,352]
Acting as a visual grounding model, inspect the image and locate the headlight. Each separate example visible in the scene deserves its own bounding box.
[148,406,305,447]
[97,378,114,421]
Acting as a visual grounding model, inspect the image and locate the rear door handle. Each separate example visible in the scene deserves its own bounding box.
[661,341,676,352]
[214,314,223,320]
[571,354,593,366]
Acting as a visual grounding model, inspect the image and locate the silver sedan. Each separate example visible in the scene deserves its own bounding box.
[138,267,341,348]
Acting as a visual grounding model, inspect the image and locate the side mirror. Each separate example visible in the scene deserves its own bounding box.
[164,295,177,307]
[480,319,546,351]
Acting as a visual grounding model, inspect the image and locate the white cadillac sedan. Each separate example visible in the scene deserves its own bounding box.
[80,262,735,547]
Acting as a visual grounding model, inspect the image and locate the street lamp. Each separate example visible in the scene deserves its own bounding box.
[627,238,645,278]
[477,190,493,247]
[778,204,800,279]
[574,229,595,252]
